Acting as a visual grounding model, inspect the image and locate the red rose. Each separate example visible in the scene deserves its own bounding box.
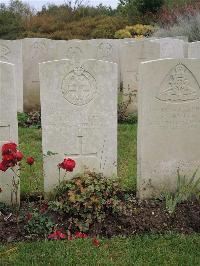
[75,232,88,239]
[58,158,76,172]
[92,238,100,247]
[0,161,8,172]
[26,157,35,165]
[2,153,17,166]
[2,142,17,155]
[15,151,23,162]
[48,230,66,240]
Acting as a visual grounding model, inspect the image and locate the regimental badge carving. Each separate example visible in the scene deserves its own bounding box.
[31,40,47,59]
[157,63,200,103]
[0,45,11,61]
[32,40,47,51]
[160,42,175,58]
[97,42,113,60]
[66,47,82,61]
[62,66,97,106]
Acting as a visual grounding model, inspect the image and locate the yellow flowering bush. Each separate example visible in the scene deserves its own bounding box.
[115,24,154,39]
[114,29,132,39]
[126,24,154,37]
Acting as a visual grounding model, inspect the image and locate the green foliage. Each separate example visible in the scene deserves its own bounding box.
[0,202,11,214]
[49,172,124,231]
[19,127,43,196]
[17,112,29,127]
[24,209,54,235]
[117,0,164,23]
[162,169,200,214]
[0,234,200,265]
[164,0,193,8]
[90,16,127,39]
[18,112,41,128]
[0,0,31,39]
[135,0,165,14]
[117,0,141,23]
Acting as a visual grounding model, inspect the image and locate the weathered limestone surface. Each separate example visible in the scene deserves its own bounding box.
[188,41,200,58]
[138,59,200,198]
[23,38,51,111]
[40,59,118,193]
[0,40,23,112]
[120,40,160,113]
[121,38,186,113]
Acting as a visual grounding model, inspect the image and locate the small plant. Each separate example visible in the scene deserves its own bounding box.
[118,86,137,123]
[163,169,200,214]
[49,171,124,232]
[18,111,41,128]
[24,209,54,236]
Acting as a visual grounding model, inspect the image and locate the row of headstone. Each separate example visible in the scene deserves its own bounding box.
[1,36,200,204]
[0,37,195,113]
[2,57,200,204]
[0,58,118,204]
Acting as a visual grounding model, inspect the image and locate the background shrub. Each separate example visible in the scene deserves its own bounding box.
[154,12,200,42]
[114,29,132,39]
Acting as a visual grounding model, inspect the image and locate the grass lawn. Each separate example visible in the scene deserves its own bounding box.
[0,234,199,265]
[0,124,199,265]
[18,124,137,195]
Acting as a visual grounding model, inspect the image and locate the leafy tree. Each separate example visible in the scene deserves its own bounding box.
[117,0,164,22]
[135,0,165,14]
[0,0,32,39]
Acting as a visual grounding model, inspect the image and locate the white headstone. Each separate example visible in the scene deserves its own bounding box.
[0,61,18,204]
[151,38,185,58]
[23,38,51,111]
[121,39,185,113]
[91,39,121,85]
[138,58,200,199]
[188,41,200,58]
[49,40,92,63]
[0,40,23,112]
[120,40,160,113]
[40,59,118,193]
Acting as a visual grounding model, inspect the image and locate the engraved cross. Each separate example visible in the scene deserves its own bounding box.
[65,126,97,163]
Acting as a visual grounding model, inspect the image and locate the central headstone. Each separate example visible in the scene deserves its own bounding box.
[138,59,200,199]
[0,62,18,204]
[40,59,118,193]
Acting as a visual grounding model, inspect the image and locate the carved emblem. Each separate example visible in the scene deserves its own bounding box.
[0,45,11,61]
[32,40,47,51]
[62,66,97,106]
[97,42,113,60]
[160,42,176,58]
[157,63,200,103]
[31,40,47,59]
[66,46,82,61]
